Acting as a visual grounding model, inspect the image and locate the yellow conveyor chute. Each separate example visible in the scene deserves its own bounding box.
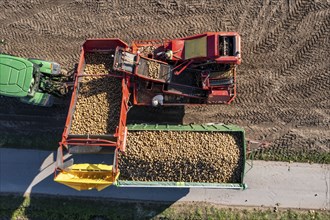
[54,164,119,191]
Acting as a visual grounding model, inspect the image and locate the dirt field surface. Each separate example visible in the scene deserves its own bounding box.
[0,0,329,160]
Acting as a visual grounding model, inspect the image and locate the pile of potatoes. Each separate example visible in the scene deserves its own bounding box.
[147,60,160,79]
[84,51,123,76]
[70,53,122,135]
[119,131,244,183]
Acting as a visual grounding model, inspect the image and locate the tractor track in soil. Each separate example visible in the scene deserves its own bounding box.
[0,0,329,157]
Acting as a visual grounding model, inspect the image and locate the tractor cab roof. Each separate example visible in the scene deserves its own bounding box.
[0,54,34,97]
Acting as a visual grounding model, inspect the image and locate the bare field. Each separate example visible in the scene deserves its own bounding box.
[0,0,329,160]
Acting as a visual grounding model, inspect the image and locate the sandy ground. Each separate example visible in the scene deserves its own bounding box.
[0,0,329,155]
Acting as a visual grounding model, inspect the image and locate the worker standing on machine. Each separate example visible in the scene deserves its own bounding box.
[152,94,164,107]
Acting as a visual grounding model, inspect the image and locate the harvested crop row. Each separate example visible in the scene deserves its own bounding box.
[70,54,122,135]
[119,131,244,183]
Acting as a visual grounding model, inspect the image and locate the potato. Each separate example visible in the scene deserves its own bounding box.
[147,60,160,79]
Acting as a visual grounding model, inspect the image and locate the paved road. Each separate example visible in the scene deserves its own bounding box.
[0,148,329,210]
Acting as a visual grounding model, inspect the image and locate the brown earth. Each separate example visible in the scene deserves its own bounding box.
[0,0,329,159]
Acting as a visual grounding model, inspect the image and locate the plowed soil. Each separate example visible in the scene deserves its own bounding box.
[0,0,329,160]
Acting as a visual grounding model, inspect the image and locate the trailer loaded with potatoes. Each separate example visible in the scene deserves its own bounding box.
[54,34,246,191]
[56,123,246,191]
[118,124,246,189]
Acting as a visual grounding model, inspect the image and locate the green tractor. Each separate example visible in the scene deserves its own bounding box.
[0,53,72,107]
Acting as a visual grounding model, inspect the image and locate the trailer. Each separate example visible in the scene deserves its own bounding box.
[117,124,246,189]
[55,39,130,191]
[55,124,246,191]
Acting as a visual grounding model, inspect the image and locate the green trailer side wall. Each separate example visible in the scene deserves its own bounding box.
[127,123,245,133]
[116,123,247,189]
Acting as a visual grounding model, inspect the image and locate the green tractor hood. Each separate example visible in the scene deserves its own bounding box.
[0,54,34,97]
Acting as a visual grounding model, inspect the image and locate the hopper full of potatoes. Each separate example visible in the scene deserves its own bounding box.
[70,53,122,135]
[118,126,245,184]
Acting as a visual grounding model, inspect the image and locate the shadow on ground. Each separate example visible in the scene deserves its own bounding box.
[127,105,185,125]
[0,193,186,220]
[0,95,71,150]
[0,149,189,219]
